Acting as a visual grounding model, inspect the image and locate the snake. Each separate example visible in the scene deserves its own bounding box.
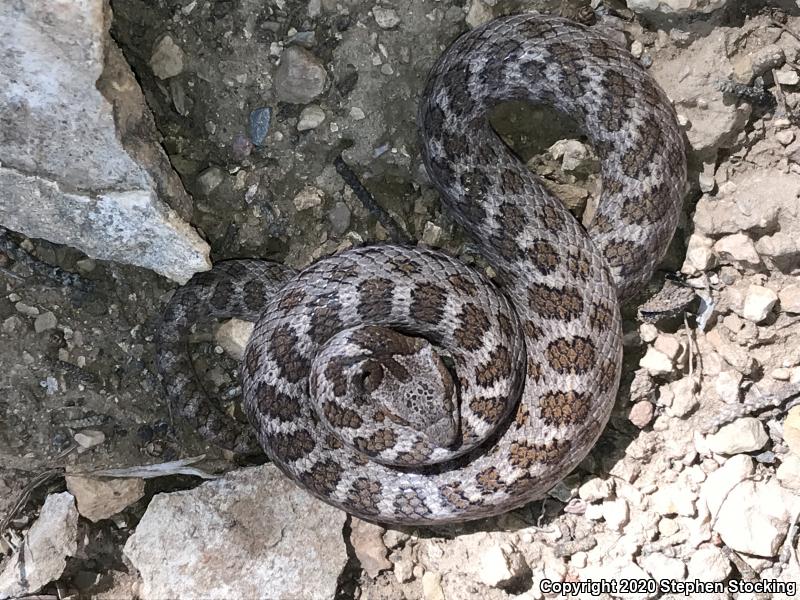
[156,13,686,524]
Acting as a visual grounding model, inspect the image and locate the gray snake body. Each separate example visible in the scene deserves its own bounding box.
[156,14,685,524]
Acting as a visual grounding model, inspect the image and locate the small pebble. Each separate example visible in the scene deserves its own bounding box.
[741,285,778,323]
[34,311,57,333]
[197,167,224,194]
[297,105,326,131]
[373,6,401,29]
[150,35,185,79]
[15,302,40,316]
[328,202,351,235]
[74,430,106,449]
[248,107,272,146]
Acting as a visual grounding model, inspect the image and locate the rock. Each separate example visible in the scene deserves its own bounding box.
[714,480,794,557]
[602,498,630,531]
[15,301,40,317]
[654,335,682,362]
[477,543,529,589]
[549,139,590,172]
[297,105,326,131]
[74,429,106,448]
[682,233,716,274]
[465,0,493,28]
[33,311,57,333]
[701,454,754,516]
[629,400,654,428]
[0,1,210,283]
[383,529,410,548]
[328,201,351,235]
[705,328,756,375]
[123,464,347,600]
[777,453,800,490]
[372,6,400,29]
[349,106,366,120]
[777,130,796,145]
[421,572,445,600]
[650,484,696,517]
[394,558,414,583]
[714,370,742,403]
[687,546,731,582]
[784,406,800,455]
[350,519,391,578]
[579,477,613,502]
[293,186,324,211]
[248,107,272,146]
[0,492,79,599]
[627,0,728,19]
[421,221,443,247]
[274,46,327,104]
[215,318,254,361]
[196,167,225,195]
[733,45,786,84]
[639,347,675,376]
[65,475,145,522]
[640,552,686,581]
[2,315,23,333]
[755,231,800,273]
[706,417,768,455]
[150,35,185,79]
[692,171,797,236]
[779,283,800,313]
[665,377,698,418]
[741,285,778,323]
[776,66,800,85]
[713,233,761,270]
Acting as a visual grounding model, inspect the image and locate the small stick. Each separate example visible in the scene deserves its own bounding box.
[333,155,414,245]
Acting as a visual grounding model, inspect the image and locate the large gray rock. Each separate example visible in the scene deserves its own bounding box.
[124,465,348,600]
[0,492,79,599]
[0,0,209,283]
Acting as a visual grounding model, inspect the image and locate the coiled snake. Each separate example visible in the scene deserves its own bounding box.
[156,14,686,524]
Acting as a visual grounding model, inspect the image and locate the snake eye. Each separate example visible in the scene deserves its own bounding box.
[355,361,383,393]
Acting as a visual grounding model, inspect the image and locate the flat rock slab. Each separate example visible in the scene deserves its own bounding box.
[0,492,79,599]
[0,0,209,283]
[124,464,348,600]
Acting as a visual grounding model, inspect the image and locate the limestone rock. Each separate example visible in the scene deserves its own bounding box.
[779,283,800,313]
[640,552,686,581]
[65,475,145,522]
[687,546,731,582]
[627,0,728,19]
[713,233,761,270]
[123,465,347,600]
[350,518,392,578]
[701,454,754,517]
[0,493,79,599]
[777,453,800,490]
[477,542,529,589]
[741,285,778,323]
[706,417,769,454]
[0,0,210,283]
[784,406,800,455]
[714,480,795,557]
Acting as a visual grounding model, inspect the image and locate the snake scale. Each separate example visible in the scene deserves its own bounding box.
[156,13,686,524]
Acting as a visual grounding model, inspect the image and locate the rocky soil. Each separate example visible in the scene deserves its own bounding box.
[2,0,800,598]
